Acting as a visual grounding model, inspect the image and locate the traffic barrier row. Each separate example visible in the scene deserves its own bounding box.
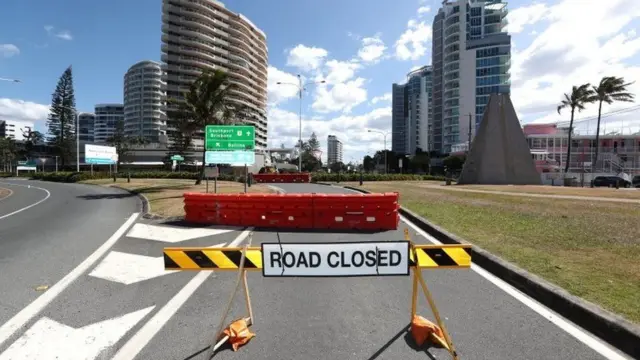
[183,192,400,230]
[251,173,311,183]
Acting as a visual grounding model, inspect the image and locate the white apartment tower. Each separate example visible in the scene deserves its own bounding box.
[431,0,511,153]
[77,112,95,143]
[94,104,124,144]
[161,0,269,149]
[392,66,433,155]
[327,135,343,165]
[124,60,167,144]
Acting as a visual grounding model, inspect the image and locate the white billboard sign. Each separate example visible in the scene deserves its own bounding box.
[85,144,118,165]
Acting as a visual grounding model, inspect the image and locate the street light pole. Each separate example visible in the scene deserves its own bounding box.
[368,129,390,174]
[276,76,326,172]
[76,111,80,172]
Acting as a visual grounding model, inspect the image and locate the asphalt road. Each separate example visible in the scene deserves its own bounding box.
[0,181,630,360]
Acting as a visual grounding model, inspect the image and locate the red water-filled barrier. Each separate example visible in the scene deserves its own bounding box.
[183,192,399,231]
[251,173,311,183]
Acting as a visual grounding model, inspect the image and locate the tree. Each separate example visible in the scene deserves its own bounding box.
[47,66,77,168]
[557,84,594,174]
[172,69,247,184]
[106,119,148,169]
[443,155,466,172]
[362,155,375,172]
[410,152,430,173]
[20,128,44,161]
[307,132,320,152]
[589,76,635,172]
[0,137,17,172]
[167,116,196,159]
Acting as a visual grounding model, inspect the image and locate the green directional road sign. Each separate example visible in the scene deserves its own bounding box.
[170,155,184,161]
[205,125,255,151]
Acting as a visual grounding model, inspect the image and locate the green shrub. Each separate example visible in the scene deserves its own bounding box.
[29,171,247,183]
[310,173,447,182]
[0,172,13,178]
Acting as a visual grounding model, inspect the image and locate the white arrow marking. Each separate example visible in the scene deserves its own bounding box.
[126,223,238,243]
[0,306,154,360]
[89,242,227,285]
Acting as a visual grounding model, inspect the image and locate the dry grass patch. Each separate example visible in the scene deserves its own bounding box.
[0,187,12,200]
[353,182,640,323]
[82,178,276,217]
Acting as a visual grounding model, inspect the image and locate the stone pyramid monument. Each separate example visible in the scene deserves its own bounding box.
[457,93,541,185]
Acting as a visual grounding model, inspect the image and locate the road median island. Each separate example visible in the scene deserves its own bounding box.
[81,178,277,218]
[0,187,12,200]
[338,181,640,357]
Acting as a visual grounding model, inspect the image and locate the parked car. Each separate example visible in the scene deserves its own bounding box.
[592,176,631,188]
[632,175,640,188]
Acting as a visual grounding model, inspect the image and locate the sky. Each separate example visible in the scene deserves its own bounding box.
[1,0,640,164]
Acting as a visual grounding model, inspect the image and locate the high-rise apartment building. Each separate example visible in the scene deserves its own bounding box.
[94,104,124,144]
[161,0,269,149]
[431,0,511,153]
[327,135,343,165]
[78,112,95,143]
[392,66,433,155]
[0,119,34,141]
[124,60,167,144]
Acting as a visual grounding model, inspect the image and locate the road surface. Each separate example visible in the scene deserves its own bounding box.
[0,181,630,359]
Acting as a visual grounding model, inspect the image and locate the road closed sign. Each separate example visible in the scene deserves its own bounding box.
[261,242,410,277]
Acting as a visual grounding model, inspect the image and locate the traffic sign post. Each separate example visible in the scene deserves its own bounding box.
[205,125,255,151]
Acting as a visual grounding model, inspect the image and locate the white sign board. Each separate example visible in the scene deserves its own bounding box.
[204,166,219,178]
[261,242,410,277]
[85,144,118,164]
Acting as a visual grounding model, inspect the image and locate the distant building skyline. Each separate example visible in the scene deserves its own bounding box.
[124,60,167,144]
[93,104,123,144]
[327,134,343,165]
[392,65,432,155]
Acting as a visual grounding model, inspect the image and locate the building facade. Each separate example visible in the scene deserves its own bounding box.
[0,119,34,141]
[161,0,268,149]
[392,66,433,155]
[432,0,511,153]
[124,60,167,144]
[327,135,343,165]
[78,112,95,143]
[93,104,124,144]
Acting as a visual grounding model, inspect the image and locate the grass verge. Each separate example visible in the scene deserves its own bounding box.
[82,178,276,218]
[349,182,640,324]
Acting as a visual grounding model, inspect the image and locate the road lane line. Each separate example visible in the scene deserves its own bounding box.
[0,182,50,220]
[401,215,630,360]
[310,185,629,359]
[111,228,254,360]
[0,212,140,347]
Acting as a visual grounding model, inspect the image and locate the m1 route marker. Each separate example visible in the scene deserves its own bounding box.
[261,242,410,277]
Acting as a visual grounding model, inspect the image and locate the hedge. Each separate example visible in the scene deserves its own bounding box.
[29,171,244,183]
[310,173,447,182]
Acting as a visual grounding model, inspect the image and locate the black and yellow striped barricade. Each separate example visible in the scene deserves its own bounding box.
[163,232,471,360]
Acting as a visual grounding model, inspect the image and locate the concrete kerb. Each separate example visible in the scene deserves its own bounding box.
[343,185,640,359]
[108,185,181,221]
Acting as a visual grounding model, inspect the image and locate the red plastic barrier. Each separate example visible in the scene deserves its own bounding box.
[251,173,311,183]
[183,192,399,231]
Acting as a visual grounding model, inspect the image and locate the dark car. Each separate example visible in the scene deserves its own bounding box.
[632,175,640,188]
[593,176,631,188]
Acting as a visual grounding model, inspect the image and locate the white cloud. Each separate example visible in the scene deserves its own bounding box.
[512,0,640,132]
[395,19,432,60]
[417,6,431,17]
[0,44,20,58]
[268,106,391,163]
[286,44,328,72]
[371,93,392,105]
[267,66,300,105]
[323,59,362,84]
[312,78,368,114]
[0,98,50,127]
[358,36,387,63]
[44,25,73,41]
[506,3,550,34]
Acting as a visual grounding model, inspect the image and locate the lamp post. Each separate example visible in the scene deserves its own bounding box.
[276,75,325,172]
[368,129,391,174]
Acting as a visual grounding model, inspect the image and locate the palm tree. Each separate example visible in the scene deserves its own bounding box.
[557,84,595,174]
[174,69,247,184]
[589,76,635,172]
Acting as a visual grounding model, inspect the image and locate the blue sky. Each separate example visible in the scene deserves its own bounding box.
[1,0,639,162]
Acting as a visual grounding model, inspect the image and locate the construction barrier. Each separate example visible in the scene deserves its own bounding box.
[251,173,311,183]
[163,230,469,359]
[183,192,400,230]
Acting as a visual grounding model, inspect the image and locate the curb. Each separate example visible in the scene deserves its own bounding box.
[343,185,640,358]
[110,185,167,221]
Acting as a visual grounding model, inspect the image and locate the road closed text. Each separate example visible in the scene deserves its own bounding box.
[261,242,410,277]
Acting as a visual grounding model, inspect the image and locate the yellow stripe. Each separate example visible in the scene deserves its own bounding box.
[166,250,199,270]
[245,250,263,268]
[443,247,471,267]
[416,249,438,268]
[202,250,238,269]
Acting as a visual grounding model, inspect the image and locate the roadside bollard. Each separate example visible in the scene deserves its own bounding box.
[113,173,116,182]
[127,172,131,183]
[359,171,363,186]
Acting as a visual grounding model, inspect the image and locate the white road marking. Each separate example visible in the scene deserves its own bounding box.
[0,212,140,347]
[0,306,154,360]
[111,228,254,360]
[0,182,51,220]
[89,242,227,285]
[126,223,238,243]
[401,215,630,360]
